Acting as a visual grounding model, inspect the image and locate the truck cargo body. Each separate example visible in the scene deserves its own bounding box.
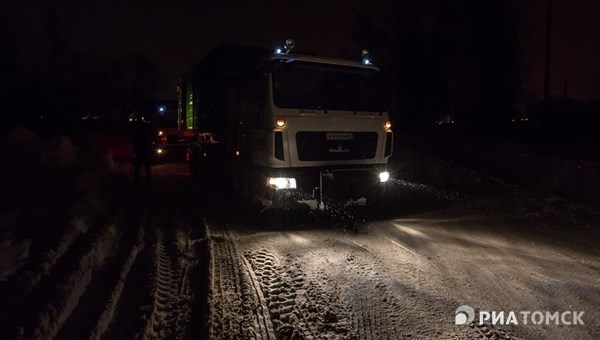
[182,44,393,208]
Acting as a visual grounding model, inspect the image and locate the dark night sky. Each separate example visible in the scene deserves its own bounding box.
[6,0,600,101]
[69,0,364,97]
[517,0,600,102]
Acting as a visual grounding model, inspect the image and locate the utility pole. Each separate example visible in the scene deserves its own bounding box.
[543,0,553,105]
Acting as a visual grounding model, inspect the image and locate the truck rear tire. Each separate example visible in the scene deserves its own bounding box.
[231,155,268,213]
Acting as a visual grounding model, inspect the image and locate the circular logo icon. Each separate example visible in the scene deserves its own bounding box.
[455,305,475,325]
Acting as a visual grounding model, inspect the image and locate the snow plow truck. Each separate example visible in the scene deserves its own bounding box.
[182,41,393,210]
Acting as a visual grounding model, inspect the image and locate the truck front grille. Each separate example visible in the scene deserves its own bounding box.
[296,131,378,161]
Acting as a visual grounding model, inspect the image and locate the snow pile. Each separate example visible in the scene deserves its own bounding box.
[0,212,29,280]
[0,235,31,281]
[0,127,80,172]
[40,136,78,169]
[0,127,43,157]
[0,127,126,283]
[0,126,125,176]
[396,132,600,205]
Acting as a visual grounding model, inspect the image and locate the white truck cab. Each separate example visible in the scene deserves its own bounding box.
[184,41,393,209]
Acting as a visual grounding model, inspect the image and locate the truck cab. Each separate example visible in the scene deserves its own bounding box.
[183,42,393,209]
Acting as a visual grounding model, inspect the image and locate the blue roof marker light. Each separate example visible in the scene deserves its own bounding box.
[361,49,372,65]
[275,39,295,55]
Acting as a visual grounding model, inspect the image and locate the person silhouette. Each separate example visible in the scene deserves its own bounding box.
[130,107,156,183]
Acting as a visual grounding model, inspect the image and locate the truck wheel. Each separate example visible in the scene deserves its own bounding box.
[231,151,253,198]
[238,165,267,213]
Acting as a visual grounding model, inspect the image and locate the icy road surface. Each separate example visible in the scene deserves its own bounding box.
[1,161,598,340]
[207,210,599,339]
[198,163,599,340]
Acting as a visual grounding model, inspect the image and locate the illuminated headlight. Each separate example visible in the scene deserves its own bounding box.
[156,148,164,155]
[267,177,297,190]
[158,130,164,136]
[379,171,390,183]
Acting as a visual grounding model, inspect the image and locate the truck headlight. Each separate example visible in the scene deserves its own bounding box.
[267,177,297,190]
[379,171,390,183]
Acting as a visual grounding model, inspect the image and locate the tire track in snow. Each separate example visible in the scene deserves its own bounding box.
[339,254,402,340]
[89,219,145,340]
[208,226,275,340]
[28,221,119,340]
[142,229,186,339]
[100,214,192,340]
[245,249,352,340]
[240,254,277,340]
[52,210,146,340]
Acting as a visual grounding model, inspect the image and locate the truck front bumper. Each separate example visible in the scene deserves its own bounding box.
[259,164,389,209]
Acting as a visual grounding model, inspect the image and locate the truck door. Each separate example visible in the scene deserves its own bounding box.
[239,71,268,160]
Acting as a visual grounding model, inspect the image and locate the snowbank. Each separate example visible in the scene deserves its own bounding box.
[0,127,127,288]
[394,131,600,205]
[0,127,79,172]
[0,237,30,281]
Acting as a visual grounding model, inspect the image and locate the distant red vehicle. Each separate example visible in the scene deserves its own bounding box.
[152,100,197,160]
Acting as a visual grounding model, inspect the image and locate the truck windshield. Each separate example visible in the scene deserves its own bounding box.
[272,61,384,112]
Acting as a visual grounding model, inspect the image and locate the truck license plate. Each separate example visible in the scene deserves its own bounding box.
[326,132,354,140]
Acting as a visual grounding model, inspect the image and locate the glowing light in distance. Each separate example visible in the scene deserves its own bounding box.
[385,120,392,129]
[276,118,286,127]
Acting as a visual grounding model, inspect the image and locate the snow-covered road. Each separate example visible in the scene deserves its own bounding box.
[1,159,598,340]
[198,162,599,340]
[206,206,599,340]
